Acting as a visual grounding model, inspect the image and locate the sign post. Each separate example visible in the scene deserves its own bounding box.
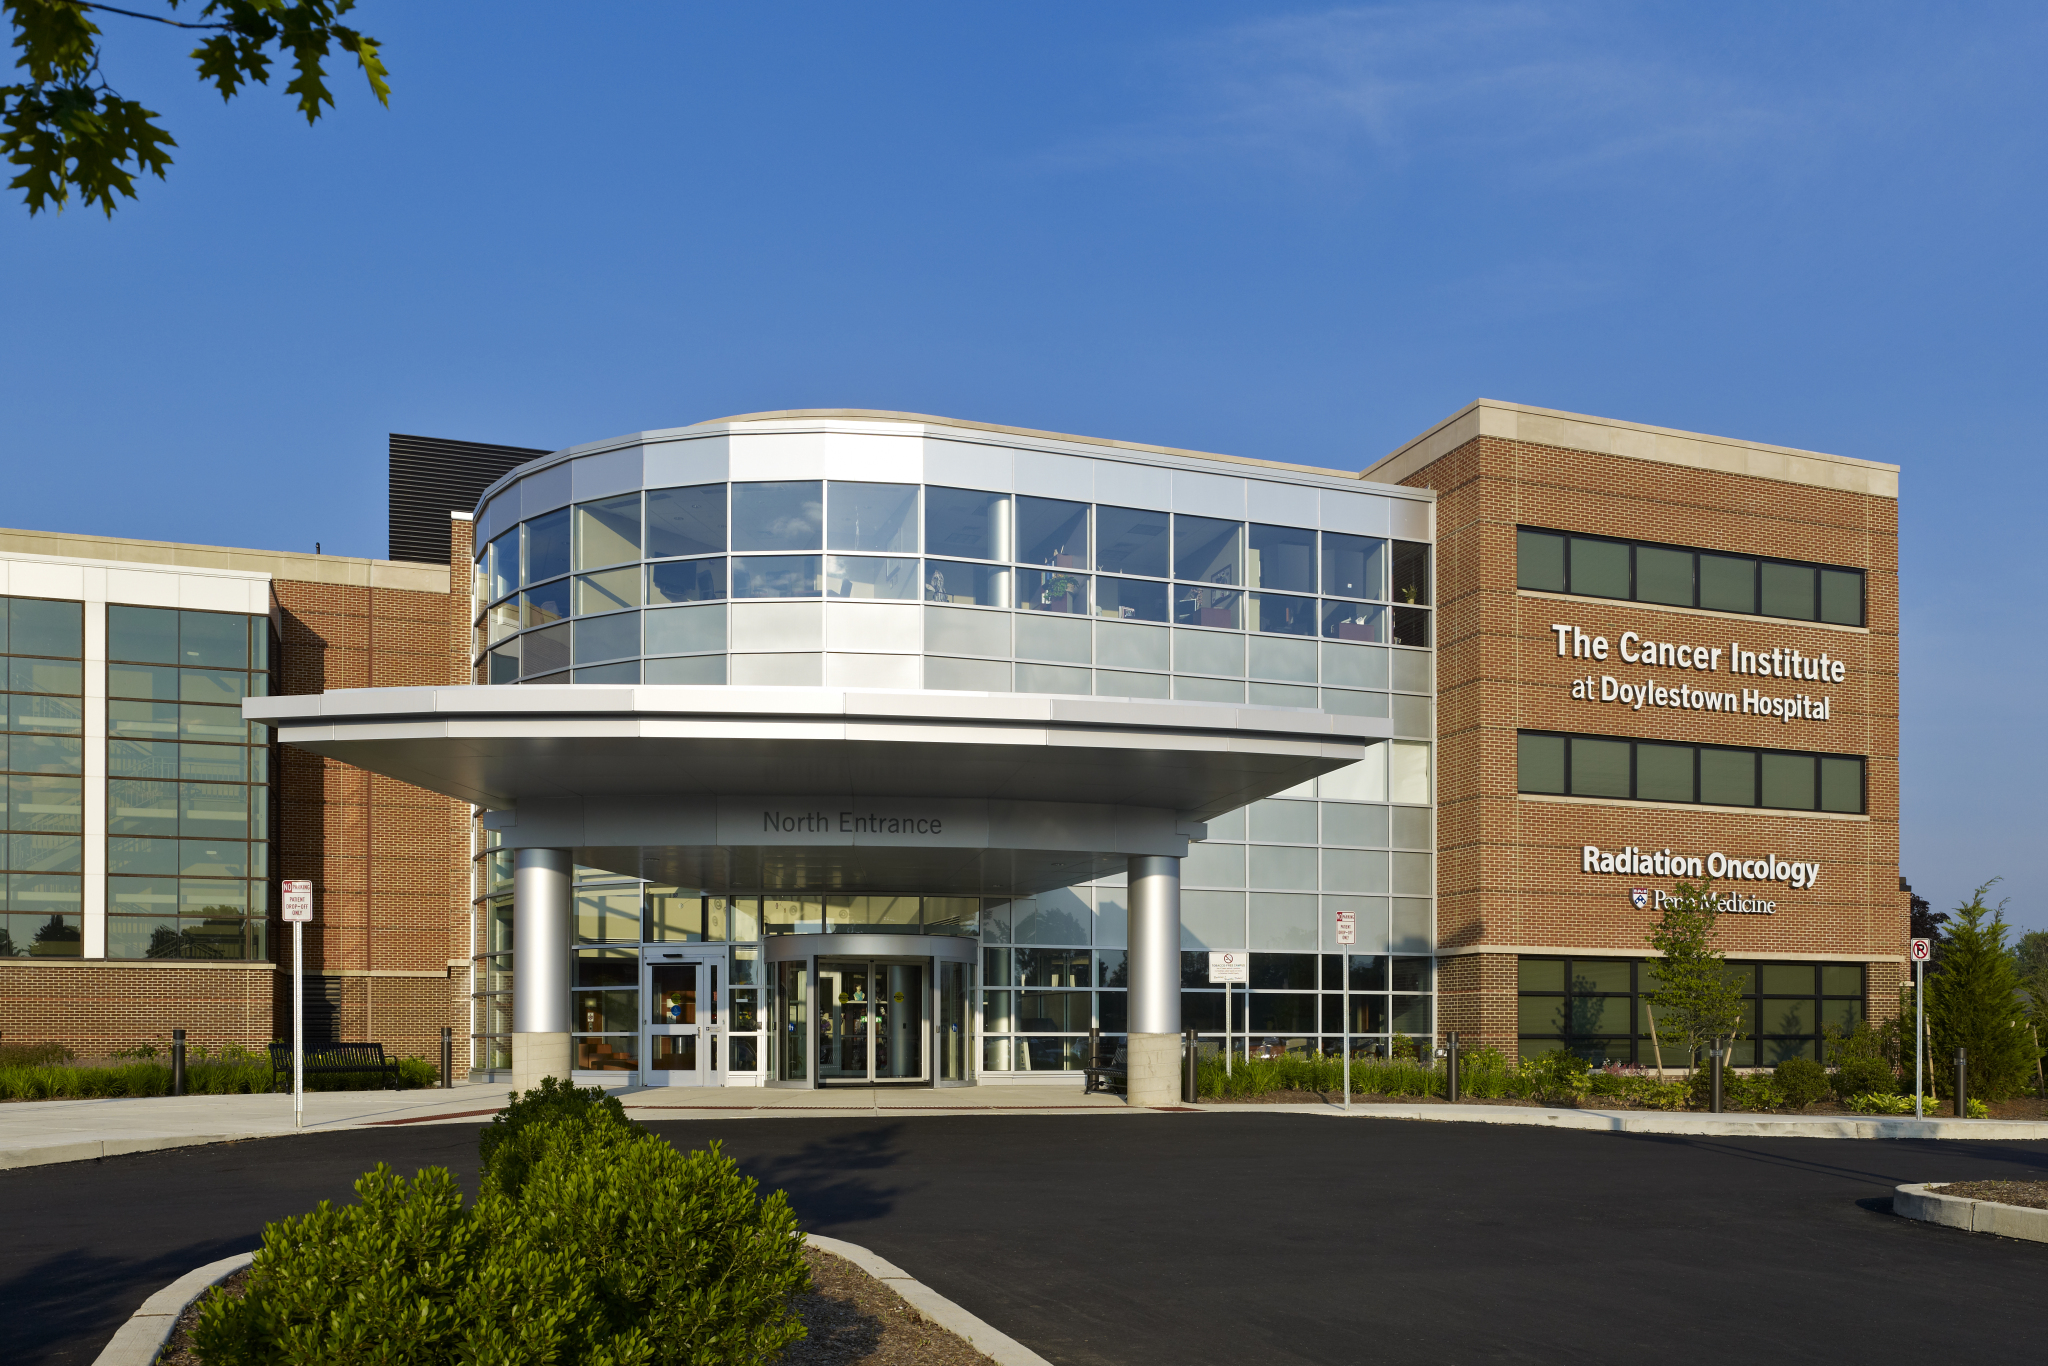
[1910,937,1931,1118]
[1335,910,1357,1111]
[1209,951,1247,1077]
[282,881,314,1128]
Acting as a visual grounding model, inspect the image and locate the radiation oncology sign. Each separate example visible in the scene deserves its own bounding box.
[1585,844,1811,916]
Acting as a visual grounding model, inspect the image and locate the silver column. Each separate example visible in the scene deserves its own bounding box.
[1125,854,1182,1104]
[1127,854,1182,1033]
[511,847,573,1087]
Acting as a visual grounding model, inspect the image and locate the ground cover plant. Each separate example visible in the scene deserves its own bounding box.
[190,1076,810,1365]
[0,1040,438,1100]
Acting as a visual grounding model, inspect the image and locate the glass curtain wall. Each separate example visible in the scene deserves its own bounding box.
[467,467,1434,1077]
[104,606,275,960]
[0,597,85,957]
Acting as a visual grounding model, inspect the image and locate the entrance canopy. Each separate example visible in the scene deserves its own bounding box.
[248,684,1380,894]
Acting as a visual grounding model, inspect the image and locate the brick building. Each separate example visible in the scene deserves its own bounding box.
[1366,400,1903,1064]
[1,405,1904,1084]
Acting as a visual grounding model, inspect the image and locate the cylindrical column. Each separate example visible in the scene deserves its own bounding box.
[1710,1038,1725,1113]
[1955,1047,1968,1118]
[1125,854,1182,1106]
[1446,1030,1460,1103]
[170,1028,186,1098]
[440,1026,453,1088]
[511,847,573,1091]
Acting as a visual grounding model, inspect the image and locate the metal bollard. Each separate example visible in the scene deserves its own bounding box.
[1183,1028,1197,1103]
[1446,1030,1461,1103]
[170,1029,187,1098]
[1709,1037,1724,1113]
[1954,1047,1968,1118]
[440,1026,453,1088]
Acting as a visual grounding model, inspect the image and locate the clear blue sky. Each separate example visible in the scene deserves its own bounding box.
[2,3,2042,932]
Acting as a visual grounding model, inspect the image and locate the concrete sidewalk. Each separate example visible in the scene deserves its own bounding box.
[0,1080,1137,1169]
[7,1082,2043,1170]
[1195,1097,2048,1140]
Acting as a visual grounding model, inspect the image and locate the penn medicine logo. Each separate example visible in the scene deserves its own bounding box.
[1630,888,1651,909]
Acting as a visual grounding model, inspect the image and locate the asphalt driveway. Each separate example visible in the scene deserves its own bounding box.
[4,1113,2043,1365]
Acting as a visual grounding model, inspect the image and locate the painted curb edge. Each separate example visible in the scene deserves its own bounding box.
[87,1236,1048,1366]
[806,1233,1054,1366]
[92,1249,254,1366]
[1893,1183,2048,1243]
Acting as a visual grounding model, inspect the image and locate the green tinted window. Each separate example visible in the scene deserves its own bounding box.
[1634,545,1693,606]
[1699,553,1756,613]
[108,606,178,663]
[1635,742,1694,802]
[1569,538,1631,599]
[1819,568,1864,626]
[8,599,83,657]
[1820,963,1862,995]
[1518,995,1566,1032]
[1699,747,1756,806]
[1569,737,1630,798]
[1516,529,1566,592]
[1760,752,1815,810]
[1517,958,1565,991]
[1761,964,1813,995]
[1759,562,1816,621]
[1819,756,1864,813]
[1570,960,1632,993]
[1517,733,1566,794]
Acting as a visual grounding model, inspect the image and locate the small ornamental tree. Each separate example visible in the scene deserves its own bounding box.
[1924,880,2037,1101]
[1643,877,1746,1074]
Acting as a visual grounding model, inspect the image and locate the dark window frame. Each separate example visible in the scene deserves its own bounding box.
[1517,729,1865,814]
[1515,526,1866,627]
[1517,956,1865,1066]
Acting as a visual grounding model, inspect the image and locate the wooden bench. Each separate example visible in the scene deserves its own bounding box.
[268,1042,403,1093]
[1082,1038,1127,1095]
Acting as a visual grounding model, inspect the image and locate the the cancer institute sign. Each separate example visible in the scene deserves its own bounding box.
[1551,622,1846,725]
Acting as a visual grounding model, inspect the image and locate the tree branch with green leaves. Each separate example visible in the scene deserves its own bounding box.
[1643,876,1747,1073]
[3,0,387,216]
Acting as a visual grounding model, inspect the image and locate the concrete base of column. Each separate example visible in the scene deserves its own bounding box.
[511,1032,572,1092]
[1125,1032,1182,1106]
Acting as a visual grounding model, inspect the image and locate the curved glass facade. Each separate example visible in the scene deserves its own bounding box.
[467,432,1435,1079]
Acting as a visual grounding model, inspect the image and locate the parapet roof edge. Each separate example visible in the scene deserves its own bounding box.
[0,526,452,592]
[475,410,1435,509]
[1364,399,1899,498]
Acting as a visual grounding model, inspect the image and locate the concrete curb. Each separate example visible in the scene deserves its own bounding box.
[88,1234,1047,1366]
[0,1132,265,1171]
[1194,1101,2048,1141]
[1893,1183,2048,1241]
[806,1233,1052,1366]
[91,1250,254,1365]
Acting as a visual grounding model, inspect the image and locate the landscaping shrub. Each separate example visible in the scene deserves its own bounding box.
[1587,1065,1689,1110]
[192,1083,809,1365]
[0,1051,438,1101]
[1774,1056,1830,1109]
[1829,1056,1896,1099]
[1823,1020,1900,1098]
[0,1040,73,1067]
[1521,1047,1592,1103]
[1848,1091,1987,1119]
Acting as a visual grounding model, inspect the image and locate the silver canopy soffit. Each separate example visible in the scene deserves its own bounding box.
[245,685,1381,818]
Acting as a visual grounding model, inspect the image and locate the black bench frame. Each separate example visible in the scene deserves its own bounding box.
[1082,1029,1126,1095]
[269,1042,403,1092]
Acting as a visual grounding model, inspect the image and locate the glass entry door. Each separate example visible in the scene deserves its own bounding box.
[817,958,927,1084]
[646,958,719,1086]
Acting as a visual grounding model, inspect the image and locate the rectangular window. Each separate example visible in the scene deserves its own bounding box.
[573,494,641,570]
[923,561,1007,608]
[1323,533,1387,600]
[925,487,1008,561]
[645,484,726,558]
[1247,524,1316,593]
[1017,497,1089,568]
[732,481,823,552]
[1095,506,1170,578]
[1173,515,1241,586]
[1518,526,1864,627]
[827,482,919,554]
[1518,730,1862,813]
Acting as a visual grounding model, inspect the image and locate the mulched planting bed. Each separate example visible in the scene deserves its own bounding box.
[1926,1181,2048,1210]
[1206,1090,2048,1117]
[158,1248,993,1366]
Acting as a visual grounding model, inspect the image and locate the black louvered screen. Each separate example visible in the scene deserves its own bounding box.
[388,433,550,564]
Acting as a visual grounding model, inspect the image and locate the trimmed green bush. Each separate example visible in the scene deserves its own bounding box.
[1829,1056,1896,1099]
[1849,1091,1987,1118]
[1774,1056,1830,1108]
[192,1082,809,1365]
[0,1054,438,1100]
